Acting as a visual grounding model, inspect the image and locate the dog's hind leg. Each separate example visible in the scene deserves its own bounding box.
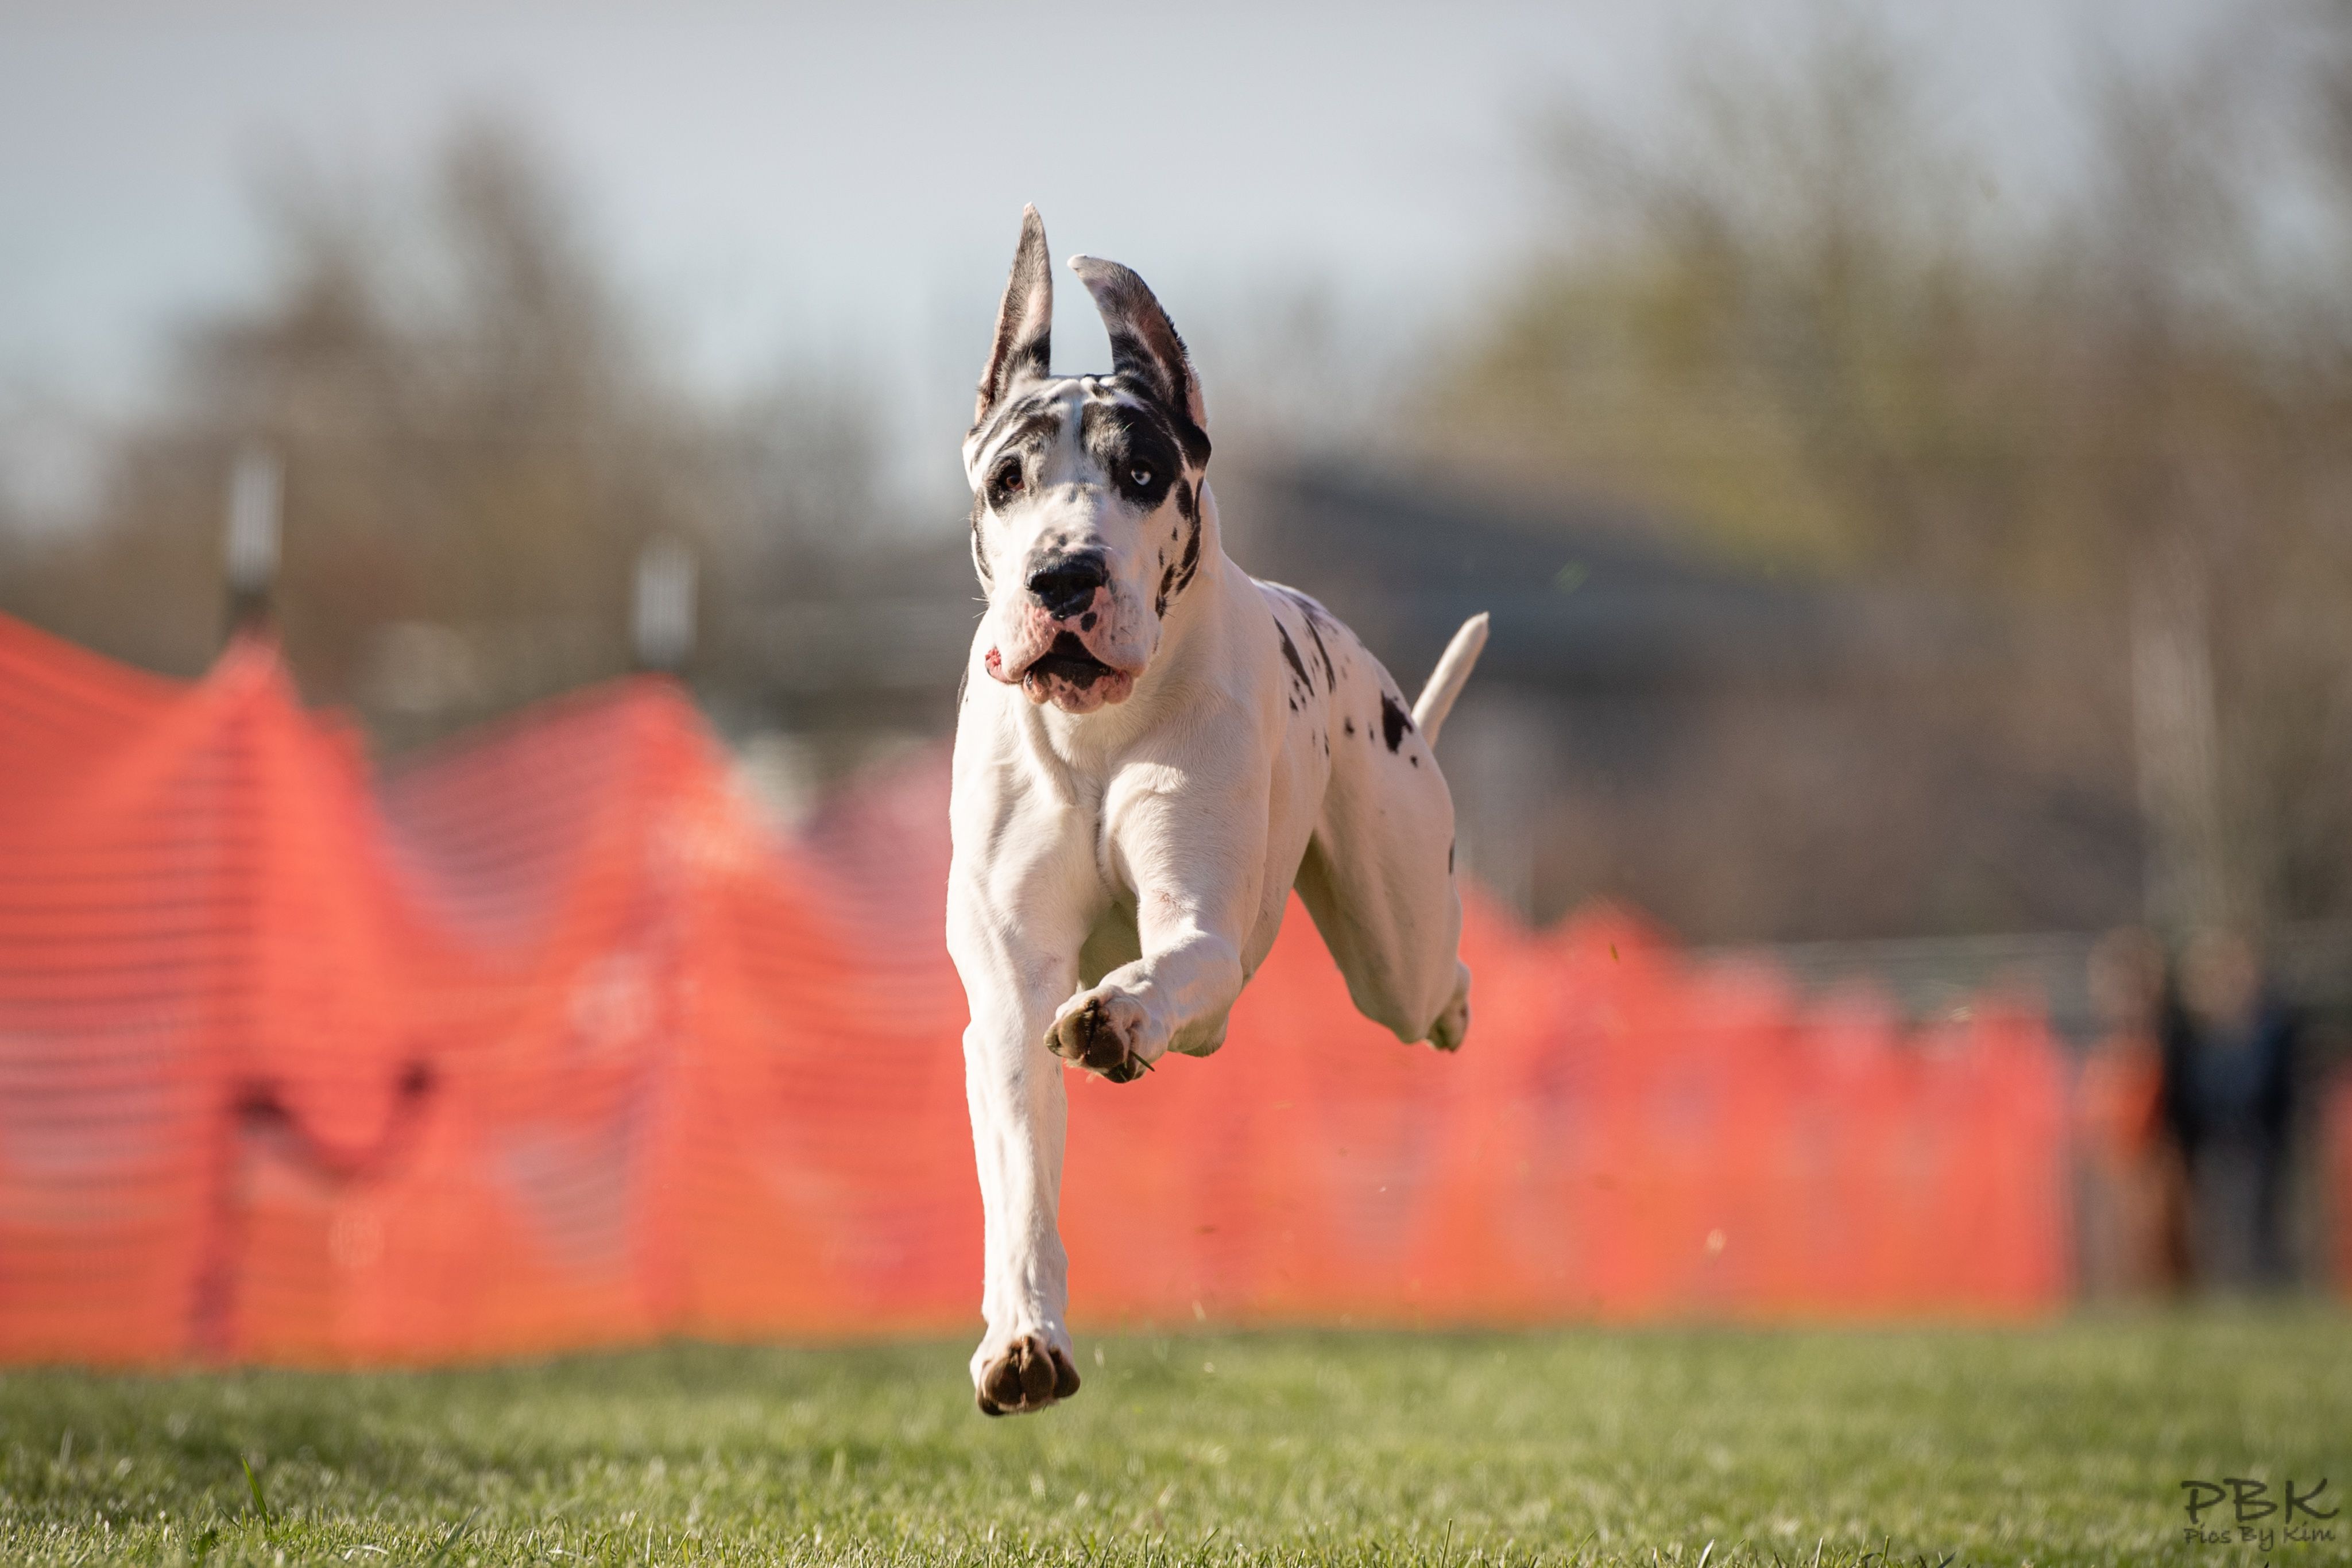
[1295,821,1468,1050]
[1294,629,1476,1050]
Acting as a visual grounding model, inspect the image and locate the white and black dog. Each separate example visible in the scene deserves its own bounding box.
[947,207,1488,1415]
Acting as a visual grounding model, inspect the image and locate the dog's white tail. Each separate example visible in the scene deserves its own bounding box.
[1411,613,1490,744]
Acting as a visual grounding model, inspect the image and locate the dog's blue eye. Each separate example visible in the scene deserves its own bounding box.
[1129,465,1152,489]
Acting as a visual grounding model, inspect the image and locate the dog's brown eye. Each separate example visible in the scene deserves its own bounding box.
[991,459,1024,499]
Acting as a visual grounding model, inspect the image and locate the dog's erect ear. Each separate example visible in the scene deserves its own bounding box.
[1070,254,1208,439]
[976,206,1054,427]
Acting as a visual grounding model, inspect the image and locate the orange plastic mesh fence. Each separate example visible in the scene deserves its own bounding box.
[0,615,2088,1366]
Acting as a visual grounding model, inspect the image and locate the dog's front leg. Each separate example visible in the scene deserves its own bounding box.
[1046,782,1266,1075]
[948,878,1090,1416]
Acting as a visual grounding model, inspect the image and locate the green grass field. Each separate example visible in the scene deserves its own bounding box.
[1,1310,2345,1567]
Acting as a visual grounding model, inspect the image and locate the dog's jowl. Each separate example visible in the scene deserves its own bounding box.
[947,207,1490,1415]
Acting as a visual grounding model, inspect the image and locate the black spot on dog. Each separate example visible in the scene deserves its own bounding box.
[1343,717,1355,736]
[1178,419,1211,467]
[1156,483,1204,617]
[1380,692,1413,753]
[1275,622,1312,692]
[1081,611,1097,631]
[1448,839,1456,872]
[1303,619,1334,690]
[1287,696,1297,711]
[1173,513,1201,586]
[1276,587,1338,691]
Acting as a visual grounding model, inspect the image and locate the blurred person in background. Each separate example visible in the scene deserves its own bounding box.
[2076,927,2188,1295]
[2160,930,2300,1290]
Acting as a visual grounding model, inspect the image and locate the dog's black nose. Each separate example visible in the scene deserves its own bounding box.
[1027,553,1108,620]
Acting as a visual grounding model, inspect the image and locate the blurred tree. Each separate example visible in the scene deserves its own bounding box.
[1419,7,2352,934]
[0,117,881,750]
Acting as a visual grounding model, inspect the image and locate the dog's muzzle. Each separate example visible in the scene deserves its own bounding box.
[983,549,1138,713]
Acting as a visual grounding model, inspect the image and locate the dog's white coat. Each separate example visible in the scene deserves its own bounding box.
[947,210,1484,1413]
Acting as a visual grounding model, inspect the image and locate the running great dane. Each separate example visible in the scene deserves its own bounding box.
[948,207,1488,1414]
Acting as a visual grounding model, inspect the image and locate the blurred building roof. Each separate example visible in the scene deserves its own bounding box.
[1225,463,1933,696]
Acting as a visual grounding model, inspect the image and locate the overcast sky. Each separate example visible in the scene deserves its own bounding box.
[0,0,2247,516]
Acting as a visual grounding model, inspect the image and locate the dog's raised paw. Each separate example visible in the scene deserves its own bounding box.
[1045,990,1151,1082]
[975,1334,1082,1416]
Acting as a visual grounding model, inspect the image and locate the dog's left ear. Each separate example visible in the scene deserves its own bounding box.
[1070,255,1208,446]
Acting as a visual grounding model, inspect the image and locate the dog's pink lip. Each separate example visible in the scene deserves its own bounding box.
[993,629,1140,699]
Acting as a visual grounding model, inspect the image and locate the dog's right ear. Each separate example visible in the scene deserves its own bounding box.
[974,205,1053,427]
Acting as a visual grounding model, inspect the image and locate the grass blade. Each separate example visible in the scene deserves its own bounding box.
[241,1455,274,1524]
[423,1508,479,1566]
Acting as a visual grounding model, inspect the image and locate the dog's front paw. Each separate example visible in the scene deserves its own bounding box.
[1045,988,1155,1082]
[974,1333,1081,1416]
